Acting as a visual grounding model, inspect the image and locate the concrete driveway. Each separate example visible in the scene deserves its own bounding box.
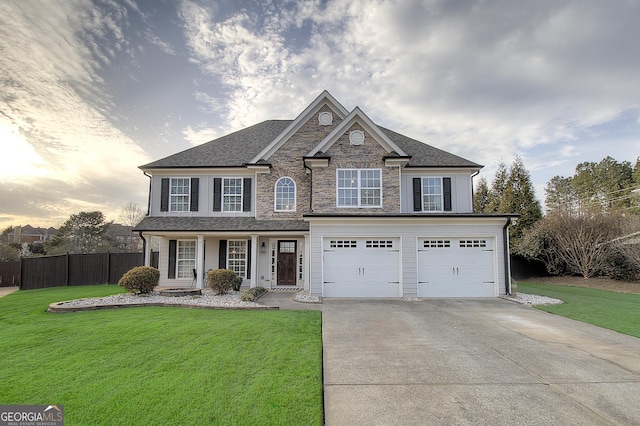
[322,298,640,425]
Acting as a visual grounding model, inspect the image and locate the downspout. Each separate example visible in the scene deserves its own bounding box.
[503,218,512,295]
[303,162,313,212]
[143,171,152,215]
[470,169,480,211]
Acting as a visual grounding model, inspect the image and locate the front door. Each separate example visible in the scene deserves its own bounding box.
[277,240,297,286]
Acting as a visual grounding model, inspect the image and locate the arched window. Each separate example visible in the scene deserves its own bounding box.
[275,177,296,212]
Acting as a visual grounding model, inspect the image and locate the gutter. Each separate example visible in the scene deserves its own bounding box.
[503,218,512,295]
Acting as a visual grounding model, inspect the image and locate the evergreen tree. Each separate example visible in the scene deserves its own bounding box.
[500,156,542,242]
[545,176,577,213]
[49,211,113,254]
[485,162,508,212]
[473,176,491,212]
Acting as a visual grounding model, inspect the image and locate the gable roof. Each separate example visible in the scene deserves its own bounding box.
[307,107,408,158]
[249,90,349,163]
[140,92,482,170]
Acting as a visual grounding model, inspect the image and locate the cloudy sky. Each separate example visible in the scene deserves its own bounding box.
[1,0,639,230]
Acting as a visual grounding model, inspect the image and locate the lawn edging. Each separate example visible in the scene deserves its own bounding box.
[48,300,278,313]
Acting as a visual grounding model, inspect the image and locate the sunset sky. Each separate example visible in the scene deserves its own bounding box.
[1,0,639,230]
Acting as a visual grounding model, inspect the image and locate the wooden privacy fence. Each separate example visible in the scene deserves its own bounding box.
[0,252,146,290]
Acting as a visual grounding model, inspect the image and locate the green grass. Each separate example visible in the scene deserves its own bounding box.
[517,281,640,338]
[0,286,323,425]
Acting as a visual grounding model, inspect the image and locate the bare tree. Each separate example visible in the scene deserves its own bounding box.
[517,207,622,278]
[613,215,640,275]
[118,202,145,227]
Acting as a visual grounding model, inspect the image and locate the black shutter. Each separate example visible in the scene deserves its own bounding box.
[443,177,452,211]
[246,239,251,279]
[243,178,251,212]
[413,178,422,212]
[190,178,199,211]
[168,240,177,279]
[213,178,222,212]
[219,240,227,269]
[161,178,170,212]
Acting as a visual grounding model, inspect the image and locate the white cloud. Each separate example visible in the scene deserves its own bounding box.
[0,1,151,229]
[178,0,640,174]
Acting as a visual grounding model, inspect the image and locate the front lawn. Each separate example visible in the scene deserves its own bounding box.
[517,281,640,338]
[0,286,323,425]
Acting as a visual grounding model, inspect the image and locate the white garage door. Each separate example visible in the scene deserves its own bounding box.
[418,238,496,297]
[323,238,400,297]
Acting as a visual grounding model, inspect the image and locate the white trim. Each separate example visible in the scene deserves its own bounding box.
[336,168,382,208]
[274,176,297,212]
[221,177,244,212]
[169,177,191,212]
[307,107,408,157]
[250,91,349,162]
[421,176,444,212]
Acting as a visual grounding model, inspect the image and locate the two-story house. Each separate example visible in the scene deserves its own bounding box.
[134,91,517,298]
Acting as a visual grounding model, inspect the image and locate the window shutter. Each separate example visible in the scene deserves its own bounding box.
[168,240,177,279]
[213,178,222,212]
[246,239,251,279]
[243,178,252,212]
[218,240,227,269]
[413,178,422,212]
[161,178,170,212]
[190,178,199,211]
[443,177,452,211]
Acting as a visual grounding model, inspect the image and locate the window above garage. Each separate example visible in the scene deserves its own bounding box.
[413,177,452,212]
[337,169,382,208]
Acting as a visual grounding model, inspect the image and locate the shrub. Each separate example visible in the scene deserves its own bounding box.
[232,275,243,291]
[118,266,159,294]
[240,286,267,302]
[208,269,240,295]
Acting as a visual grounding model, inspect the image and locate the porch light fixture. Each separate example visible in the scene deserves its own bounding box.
[260,242,267,253]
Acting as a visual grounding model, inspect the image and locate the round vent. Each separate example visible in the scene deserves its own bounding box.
[318,112,333,126]
[349,130,365,145]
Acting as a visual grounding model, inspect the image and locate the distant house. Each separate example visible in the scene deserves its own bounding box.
[8,225,57,244]
[134,91,517,298]
[107,223,143,252]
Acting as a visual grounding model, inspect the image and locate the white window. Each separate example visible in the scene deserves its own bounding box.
[170,178,190,212]
[177,240,196,279]
[223,178,243,212]
[227,240,247,278]
[422,177,443,212]
[337,169,381,208]
[275,177,296,212]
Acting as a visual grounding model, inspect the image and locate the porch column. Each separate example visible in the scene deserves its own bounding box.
[303,233,310,291]
[143,233,152,266]
[250,234,258,288]
[196,234,204,288]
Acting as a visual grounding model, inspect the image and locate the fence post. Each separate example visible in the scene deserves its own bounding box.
[19,257,24,290]
[66,252,70,286]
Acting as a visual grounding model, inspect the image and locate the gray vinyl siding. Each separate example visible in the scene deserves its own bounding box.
[400,172,474,213]
[149,173,255,217]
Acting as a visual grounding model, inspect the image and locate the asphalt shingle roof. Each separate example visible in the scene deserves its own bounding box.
[140,120,292,169]
[134,216,309,232]
[140,119,481,169]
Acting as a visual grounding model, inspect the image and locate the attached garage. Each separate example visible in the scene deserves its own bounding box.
[417,237,496,297]
[323,237,401,297]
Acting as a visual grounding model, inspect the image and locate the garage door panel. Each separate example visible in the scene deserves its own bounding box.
[323,238,400,298]
[418,237,496,298]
